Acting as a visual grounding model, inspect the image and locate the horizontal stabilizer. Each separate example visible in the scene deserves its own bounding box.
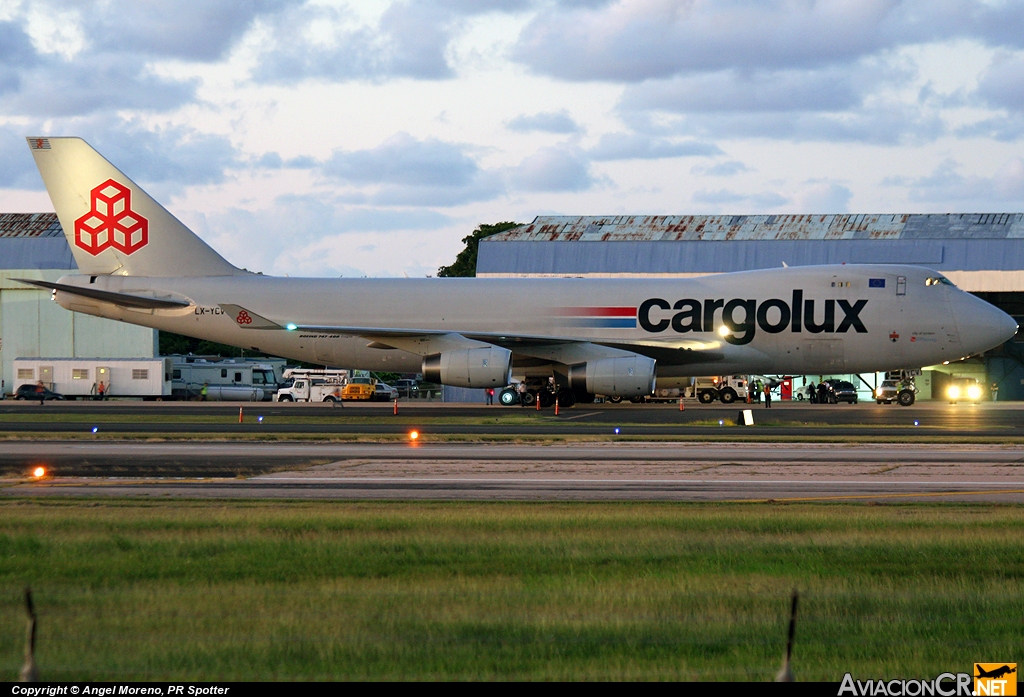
[14,279,191,310]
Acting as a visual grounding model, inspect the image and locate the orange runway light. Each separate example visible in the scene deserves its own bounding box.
[32,467,46,478]
[409,430,419,441]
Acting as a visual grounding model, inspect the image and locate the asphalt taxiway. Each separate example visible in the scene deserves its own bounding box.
[0,399,1020,438]
[5,441,1024,502]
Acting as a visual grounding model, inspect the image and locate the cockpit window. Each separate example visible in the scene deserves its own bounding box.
[925,276,954,287]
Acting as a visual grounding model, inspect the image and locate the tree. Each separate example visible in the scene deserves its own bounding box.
[437,221,519,277]
[159,331,247,357]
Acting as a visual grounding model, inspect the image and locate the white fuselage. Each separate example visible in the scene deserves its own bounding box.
[51,263,1017,382]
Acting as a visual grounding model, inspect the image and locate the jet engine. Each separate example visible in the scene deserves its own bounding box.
[567,355,656,397]
[422,346,512,388]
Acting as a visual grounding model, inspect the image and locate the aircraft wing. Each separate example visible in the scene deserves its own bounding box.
[218,304,724,366]
[15,279,191,310]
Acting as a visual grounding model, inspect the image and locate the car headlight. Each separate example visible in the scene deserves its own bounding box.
[947,386,961,399]
[875,389,882,397]
[967,385,982,400]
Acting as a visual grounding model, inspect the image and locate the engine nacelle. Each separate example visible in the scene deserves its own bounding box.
[422,346,512,388]
[568,355,656,397]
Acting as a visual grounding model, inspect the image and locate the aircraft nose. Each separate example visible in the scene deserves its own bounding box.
[953,293,1018,355]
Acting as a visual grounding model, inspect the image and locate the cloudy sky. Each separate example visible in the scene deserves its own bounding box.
[2,0,1024,277]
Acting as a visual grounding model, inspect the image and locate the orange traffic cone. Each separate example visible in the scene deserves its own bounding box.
[679,397,684,411]
[393,398,398,415]
[238,406,243,423]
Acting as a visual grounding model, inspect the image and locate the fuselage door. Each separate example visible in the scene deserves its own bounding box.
[803,339,845,373]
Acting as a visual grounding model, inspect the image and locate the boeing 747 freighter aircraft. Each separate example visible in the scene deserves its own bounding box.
[18,137,1018,406]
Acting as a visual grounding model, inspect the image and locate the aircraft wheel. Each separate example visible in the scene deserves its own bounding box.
[499,389,518,406]
[698,391,715,404]
[608,396,623,404]
[719,388,737,404]
[556,389,575,408]
[629,395,645,404]
[898,390,916,407]
[539,391,555,408]
[521,391,536,406]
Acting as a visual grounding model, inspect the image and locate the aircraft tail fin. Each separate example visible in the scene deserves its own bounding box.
[26,137,240,277]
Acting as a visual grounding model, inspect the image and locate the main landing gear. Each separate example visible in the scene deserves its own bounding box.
[499,384,588,408]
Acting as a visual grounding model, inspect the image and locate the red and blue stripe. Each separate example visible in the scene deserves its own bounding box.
[554,306,637,328]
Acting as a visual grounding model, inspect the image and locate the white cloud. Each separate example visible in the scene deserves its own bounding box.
[0,125,43,189]
[884,157,1024,205]
[692,161,749,177]
[975,52,1024,111]
[79,0,296,62]
[322,132,480,186]
[630,103,946,145]
[622,67,870,113]
[317,132,505,206]
[794,182,853,212]
[197,193,454,276]
[3,0,1024,277]
[692,188,789,210]
[249,1,548,85]
[509,145,594,192]
[587,132,721,160]
[513,0,1024,82]
[506,110,581,133]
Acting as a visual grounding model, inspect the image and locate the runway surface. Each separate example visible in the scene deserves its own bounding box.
[0,399,1019,438]
[5,441,1024,502]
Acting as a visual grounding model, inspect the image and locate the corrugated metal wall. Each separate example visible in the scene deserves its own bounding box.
[1,271,157,395]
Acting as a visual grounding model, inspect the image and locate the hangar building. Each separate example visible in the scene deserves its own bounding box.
[0,213,157,396]
[478,214,1024,400]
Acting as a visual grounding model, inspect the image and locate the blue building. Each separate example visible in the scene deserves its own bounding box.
[0,213,157,395]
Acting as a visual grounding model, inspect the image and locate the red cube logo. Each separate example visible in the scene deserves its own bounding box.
[74,179,149,255]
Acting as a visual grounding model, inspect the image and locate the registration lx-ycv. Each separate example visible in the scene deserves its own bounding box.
[18,137,1019,406]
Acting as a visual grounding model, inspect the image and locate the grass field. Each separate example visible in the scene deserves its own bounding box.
[1,500,1022,681]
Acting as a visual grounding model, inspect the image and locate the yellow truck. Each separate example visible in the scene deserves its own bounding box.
[342,377,376,401]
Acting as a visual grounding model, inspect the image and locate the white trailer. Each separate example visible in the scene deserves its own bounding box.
[171,358,278,401]
[13,357,172,399]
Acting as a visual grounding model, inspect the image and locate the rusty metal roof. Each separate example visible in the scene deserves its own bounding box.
[0,213,62,238]
[0,213,76,269]
[489,214,1024,242]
